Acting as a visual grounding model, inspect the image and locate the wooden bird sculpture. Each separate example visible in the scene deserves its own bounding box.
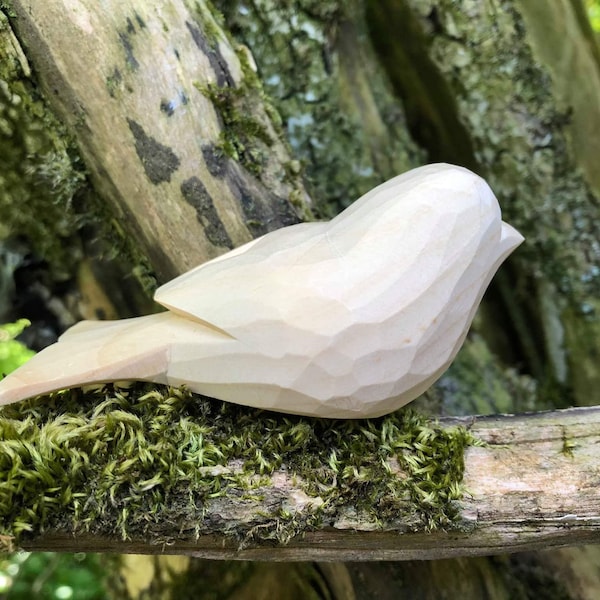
[0,164,523,418]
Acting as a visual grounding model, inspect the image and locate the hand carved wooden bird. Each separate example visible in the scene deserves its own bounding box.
[0,164,523,418]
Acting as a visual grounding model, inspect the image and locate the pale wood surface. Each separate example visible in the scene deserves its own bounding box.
[18,406,600,561]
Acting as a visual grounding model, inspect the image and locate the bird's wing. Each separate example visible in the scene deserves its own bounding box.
[154,164,505,342]
[154,221,334,334]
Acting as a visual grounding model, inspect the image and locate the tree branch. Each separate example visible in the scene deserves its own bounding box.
[3,396,599,561]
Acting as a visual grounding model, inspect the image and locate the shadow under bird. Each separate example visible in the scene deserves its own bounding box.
[0,164,523,418]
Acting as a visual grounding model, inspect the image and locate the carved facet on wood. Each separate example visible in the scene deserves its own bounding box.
[0,164,523,418]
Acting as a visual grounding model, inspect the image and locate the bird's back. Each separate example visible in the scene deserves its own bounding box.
[155,164,502,346]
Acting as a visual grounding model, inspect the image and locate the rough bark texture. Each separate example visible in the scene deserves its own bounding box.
[216,0,423,216]
[366,0,600,409]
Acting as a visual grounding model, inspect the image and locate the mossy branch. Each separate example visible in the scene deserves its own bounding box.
[0,384,472,556]
[0,386,599,560]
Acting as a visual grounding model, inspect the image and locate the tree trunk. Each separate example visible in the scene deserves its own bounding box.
[8,0,310,282]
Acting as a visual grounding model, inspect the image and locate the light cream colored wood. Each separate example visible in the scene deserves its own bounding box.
[0,164,523,417]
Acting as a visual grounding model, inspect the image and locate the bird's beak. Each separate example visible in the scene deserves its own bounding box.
[498,222,525,260]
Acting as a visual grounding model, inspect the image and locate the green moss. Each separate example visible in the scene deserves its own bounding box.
[194,40,285,180]
[397,0,600,301]
[363,0,600,403]
[105,68,123,99]
[197,75,273,177]
[0,11,158,301]
[214,0,421,217]
[561,429,576,457]
[0,385,479,549]
[0,3,14,18]
[0,58,86,277]
[195,0,225,49]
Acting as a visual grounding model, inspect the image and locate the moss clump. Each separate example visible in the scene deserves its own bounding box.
[0,11,87,278]
[194,0,226,49]
[199,80,273,177]
[0,384,478,549]
[561,429,576,457]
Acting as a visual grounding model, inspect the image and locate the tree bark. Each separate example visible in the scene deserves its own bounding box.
[366,0,600,407]
[9,0,310,282]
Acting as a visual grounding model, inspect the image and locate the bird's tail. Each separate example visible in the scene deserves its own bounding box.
[0,312,209,406]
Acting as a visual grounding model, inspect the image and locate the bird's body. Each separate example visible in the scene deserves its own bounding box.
[0,164,523,418]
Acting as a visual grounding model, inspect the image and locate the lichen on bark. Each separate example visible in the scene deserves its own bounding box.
[367,0,600,406]
[0,8,157,318]
[215,0,422,217]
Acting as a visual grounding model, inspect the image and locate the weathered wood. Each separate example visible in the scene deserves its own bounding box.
[9,0,309,282]
[15,406,600,561]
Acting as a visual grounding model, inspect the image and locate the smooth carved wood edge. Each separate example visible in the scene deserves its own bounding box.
[18,406,600,561]
[0,165,523,414]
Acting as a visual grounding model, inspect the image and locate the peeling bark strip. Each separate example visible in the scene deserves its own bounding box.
[9,0,310,281]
